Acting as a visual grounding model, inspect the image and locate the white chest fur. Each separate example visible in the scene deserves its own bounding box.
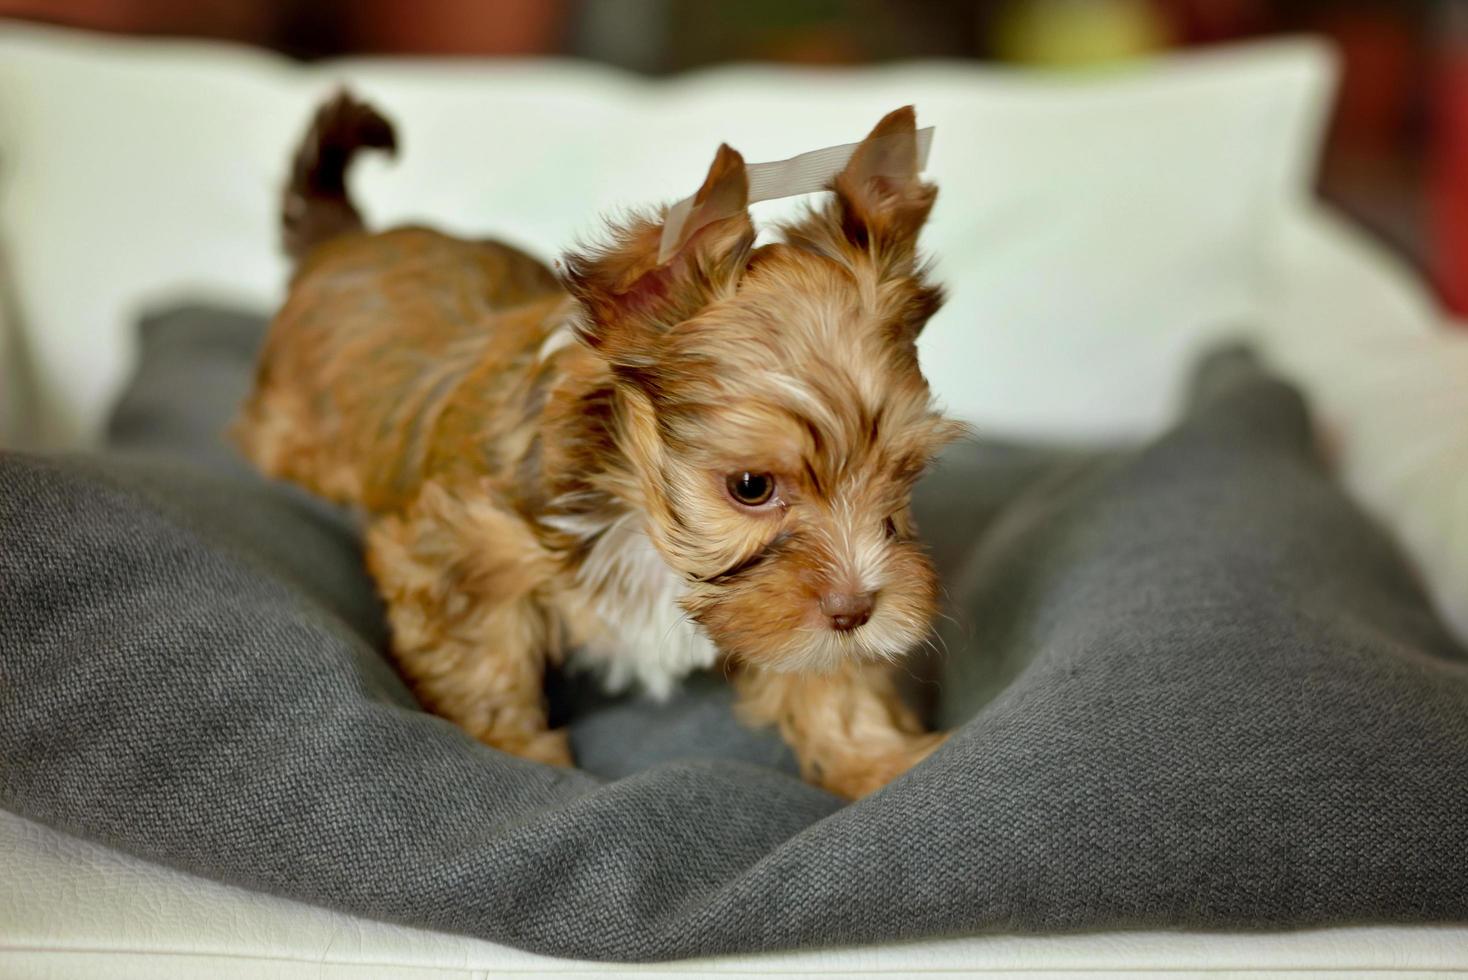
[564,516,719,700]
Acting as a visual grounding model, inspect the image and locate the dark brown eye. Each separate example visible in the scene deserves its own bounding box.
[726,471,775,507]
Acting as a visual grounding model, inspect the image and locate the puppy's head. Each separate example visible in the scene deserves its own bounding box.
[563,107,959,672]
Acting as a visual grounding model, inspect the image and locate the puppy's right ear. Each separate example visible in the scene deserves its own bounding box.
[563,144,754,364]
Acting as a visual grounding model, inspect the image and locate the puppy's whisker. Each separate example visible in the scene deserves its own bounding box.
[659,609,697,646]
[918,632,948,663]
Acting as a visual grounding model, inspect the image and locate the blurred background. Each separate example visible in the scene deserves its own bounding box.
[1,0,1462,312]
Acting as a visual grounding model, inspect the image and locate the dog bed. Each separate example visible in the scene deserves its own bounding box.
[2,306,1465,963]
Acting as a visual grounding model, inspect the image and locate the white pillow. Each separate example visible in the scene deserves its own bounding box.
[0,21,1334,449]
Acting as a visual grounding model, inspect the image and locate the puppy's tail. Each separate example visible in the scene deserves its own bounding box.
[282,90,397,262]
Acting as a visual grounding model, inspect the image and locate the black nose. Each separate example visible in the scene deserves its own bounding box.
[821,591,874,632]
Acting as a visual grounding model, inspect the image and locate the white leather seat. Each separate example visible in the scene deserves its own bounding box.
[5,810,1467,978]
[3,23,1466,977]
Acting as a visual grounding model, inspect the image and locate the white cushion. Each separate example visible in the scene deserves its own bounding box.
[1334,332,1468,644]
[4,808,1467,978]
[0,295,27,446]
[1253,204,1468,642]
[0,20,1333,449]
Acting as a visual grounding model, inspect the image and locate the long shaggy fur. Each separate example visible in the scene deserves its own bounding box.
[235,99,959,797]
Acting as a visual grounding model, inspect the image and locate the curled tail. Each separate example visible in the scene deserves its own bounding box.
[282,90,397,262]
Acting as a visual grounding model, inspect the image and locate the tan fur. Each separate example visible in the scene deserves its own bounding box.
[235,99,960,798]
[735,663,948,799]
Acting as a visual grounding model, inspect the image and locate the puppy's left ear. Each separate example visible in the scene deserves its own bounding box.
[785,106,936,279]
[833,106,936,270]
[564,144,754,365]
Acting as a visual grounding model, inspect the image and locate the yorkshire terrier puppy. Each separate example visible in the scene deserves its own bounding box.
[236,93,961,798]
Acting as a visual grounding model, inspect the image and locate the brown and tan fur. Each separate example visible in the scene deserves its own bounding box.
[235,94,961,797]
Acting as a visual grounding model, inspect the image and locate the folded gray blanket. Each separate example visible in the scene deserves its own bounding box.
[1,306,1465,962]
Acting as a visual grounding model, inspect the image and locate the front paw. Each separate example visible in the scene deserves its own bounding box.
[495,728,575,768]
[817,730,949,800]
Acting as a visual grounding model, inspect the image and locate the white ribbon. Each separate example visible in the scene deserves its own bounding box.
[658,126,934,263]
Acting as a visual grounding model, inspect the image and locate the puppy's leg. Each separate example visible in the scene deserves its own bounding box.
[366,480,571,766]
[734,662,948,799]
